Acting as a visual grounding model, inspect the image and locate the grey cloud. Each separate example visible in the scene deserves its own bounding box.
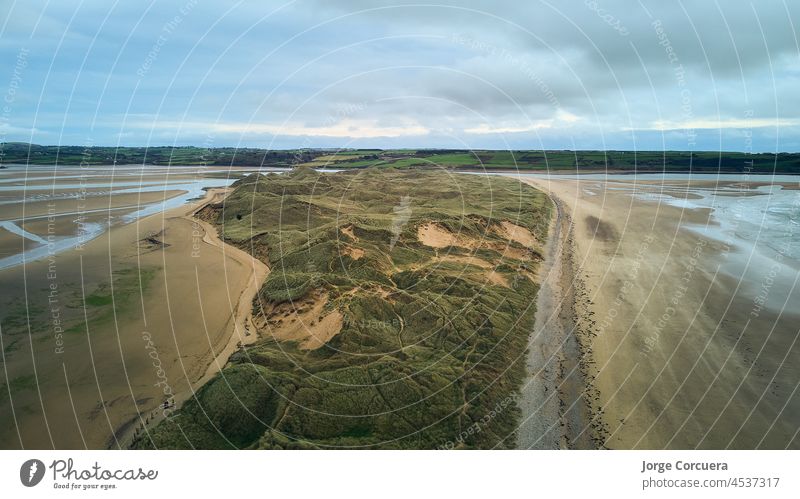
[2,0,798,151]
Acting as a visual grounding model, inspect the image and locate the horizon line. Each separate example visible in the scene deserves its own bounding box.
[1,142,798,155]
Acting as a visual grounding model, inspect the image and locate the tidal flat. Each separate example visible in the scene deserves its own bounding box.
[519,173,800,449]
[0,165,265,448]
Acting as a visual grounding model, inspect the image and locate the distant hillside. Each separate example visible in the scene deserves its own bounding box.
[2,142,798,173]
[299,149,800,173]
[0,142,324,167]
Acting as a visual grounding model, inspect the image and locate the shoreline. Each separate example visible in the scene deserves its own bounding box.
[517,175,800,449]
[0,180,270,450]
[516,194,563,448]
[0,189,191,271]
[119,188,269,448]
[187,192,269,384]
[552,197,606,449]
[516,188,604,449]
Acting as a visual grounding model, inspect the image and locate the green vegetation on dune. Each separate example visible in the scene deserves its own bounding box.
[135,168,550,449]
[3,142,798,172]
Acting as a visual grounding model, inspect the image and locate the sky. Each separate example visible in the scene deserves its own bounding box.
[0,0,798,151]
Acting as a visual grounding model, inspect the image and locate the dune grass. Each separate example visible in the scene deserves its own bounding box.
[135,167,550,449]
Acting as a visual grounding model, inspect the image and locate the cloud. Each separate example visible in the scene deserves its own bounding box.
[639,118,800,131]
[464,110,582,134]
[465,122,553,135]
[135,118,429,139]
[0,0,798,151]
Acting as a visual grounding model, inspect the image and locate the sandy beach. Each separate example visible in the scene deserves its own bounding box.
[516,193,604,449]
[518,175,800,449]
[0,187,267,449]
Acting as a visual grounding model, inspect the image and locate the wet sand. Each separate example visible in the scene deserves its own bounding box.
[518,176,800,449]
[516,198,573,449]
[0,229,27,258]
[121,191,269,448]
[0,190,188,221]
[0,188,267,449]
[516,195,602,449]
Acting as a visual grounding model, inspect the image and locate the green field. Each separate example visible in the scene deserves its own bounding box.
[309,149,800,173]
[3,142,798,172]
[0,142,323,167]
[134,167,551,449]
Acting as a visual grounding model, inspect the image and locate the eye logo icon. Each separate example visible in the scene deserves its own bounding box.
[20,459,45,487]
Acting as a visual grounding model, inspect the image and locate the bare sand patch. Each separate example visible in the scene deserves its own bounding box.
[486,270,510,288]
[496,245,532,262]
[262,291,343,350]
[417,221,535,263]
[417,222,458,248]
[438,254,492,268]
[496,220,538,248]
[341,245,364,260]
[341,225,359,241]
[372,286,395,301]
